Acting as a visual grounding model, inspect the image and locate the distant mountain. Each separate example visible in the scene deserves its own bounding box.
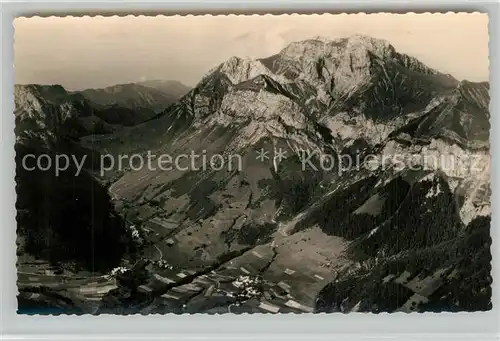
[77,82,188,113]
[14,82,182,147]
[137,79,191,99]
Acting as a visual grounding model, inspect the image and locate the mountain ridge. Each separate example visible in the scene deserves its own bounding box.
[77,82,179,113]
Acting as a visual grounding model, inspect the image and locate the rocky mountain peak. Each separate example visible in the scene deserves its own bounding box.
[168,35,477,153]
[279,35,395,60]
[208,56,288,85]
[14,84,95,146]
[14,85,45,117]
[15,84,86,119]
[340,34,396,61]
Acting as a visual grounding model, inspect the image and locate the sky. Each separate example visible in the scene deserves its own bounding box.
[14,13,489,90]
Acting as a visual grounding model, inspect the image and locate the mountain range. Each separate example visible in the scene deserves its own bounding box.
[15,35,491,314]
[78,80,190,112]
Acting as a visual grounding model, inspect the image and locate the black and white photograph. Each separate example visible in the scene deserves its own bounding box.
[13,12,491,315]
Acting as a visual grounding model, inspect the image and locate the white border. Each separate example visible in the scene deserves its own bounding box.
[1,1,499,340]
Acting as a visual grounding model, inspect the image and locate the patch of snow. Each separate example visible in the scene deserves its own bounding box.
[321,113,399,146]
[367,226,379,238]
[425,183,442,198]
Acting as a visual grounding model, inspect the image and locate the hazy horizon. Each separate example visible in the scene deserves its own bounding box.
[14,13,489,90]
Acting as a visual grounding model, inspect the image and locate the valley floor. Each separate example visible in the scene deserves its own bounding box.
[17,223,349,314]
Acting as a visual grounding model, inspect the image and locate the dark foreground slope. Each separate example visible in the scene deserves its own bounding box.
[316,216,491,313]
[14,85,145,313]
[15,142,130,270]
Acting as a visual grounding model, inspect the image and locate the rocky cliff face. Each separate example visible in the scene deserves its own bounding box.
[143,36,461,152]
[14,84,95,146]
